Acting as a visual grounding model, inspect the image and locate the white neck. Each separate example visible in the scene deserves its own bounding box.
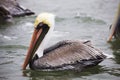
[35,13,55,57]
[35,26,54,57]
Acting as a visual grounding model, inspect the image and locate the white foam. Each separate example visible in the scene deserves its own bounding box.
[25,22,34,27]
[3,35,17,40]
[104,53,114,59]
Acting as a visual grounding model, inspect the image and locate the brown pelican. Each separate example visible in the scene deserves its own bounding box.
[22,13,106,71]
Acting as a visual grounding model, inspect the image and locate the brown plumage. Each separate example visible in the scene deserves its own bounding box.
[29,40,106,71]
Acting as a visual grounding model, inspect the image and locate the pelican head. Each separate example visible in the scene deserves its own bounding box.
[22,13,55,70]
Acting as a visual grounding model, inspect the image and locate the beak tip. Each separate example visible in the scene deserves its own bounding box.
[22,63,27,70]
[107,39,111,43]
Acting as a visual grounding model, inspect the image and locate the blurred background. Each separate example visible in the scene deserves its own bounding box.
[0,0,120,80]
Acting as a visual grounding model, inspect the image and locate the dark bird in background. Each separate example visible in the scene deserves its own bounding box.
[108,3,120,41]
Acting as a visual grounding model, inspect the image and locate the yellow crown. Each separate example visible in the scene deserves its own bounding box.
[34,13,55,28]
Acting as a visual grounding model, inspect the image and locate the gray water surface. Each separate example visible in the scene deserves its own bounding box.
[0,0,120,80]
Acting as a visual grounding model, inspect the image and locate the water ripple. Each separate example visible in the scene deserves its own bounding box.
[53,31,69,37]
[0,45,28,49]
[0,61,13,65]
[74,15,106,24]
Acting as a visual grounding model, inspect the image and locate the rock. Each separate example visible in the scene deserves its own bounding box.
[0,0,34,22]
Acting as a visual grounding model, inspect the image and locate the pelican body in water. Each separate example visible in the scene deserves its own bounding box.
[22,13,106,71]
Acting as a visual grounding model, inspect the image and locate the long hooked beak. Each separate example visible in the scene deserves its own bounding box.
[22,28,42,70]
[22,24,49,70]
[107,3,120,42]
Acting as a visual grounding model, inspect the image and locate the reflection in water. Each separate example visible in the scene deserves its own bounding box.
[23,66,105,80]
[109,39,120,64]
[109,40,120,78]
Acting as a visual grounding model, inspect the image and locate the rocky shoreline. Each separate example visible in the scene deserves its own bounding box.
[0,0,34,22]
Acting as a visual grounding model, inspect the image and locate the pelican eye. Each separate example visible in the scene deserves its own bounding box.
[36,22,49,30]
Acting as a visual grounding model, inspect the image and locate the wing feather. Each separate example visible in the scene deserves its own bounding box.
[33,40,106,69]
